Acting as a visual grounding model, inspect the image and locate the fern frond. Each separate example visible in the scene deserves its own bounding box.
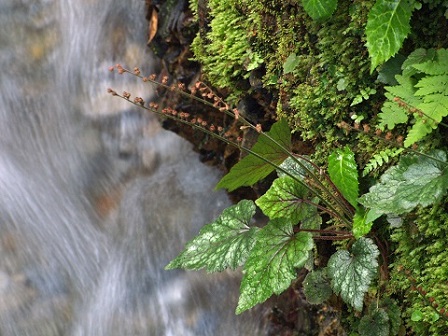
[363,148,404,176]
[378,48,448,147]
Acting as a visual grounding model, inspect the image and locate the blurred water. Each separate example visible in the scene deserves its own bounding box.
[0,0,265,334]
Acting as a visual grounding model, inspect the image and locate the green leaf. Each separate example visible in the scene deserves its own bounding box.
[363,148,404,176]
[283,53,299,74]
[328,146,359,208]
[365,0,415,73]
[352,208,374,239]
[165,200,259,272]
[358,308,390,336]
[303,269,333,304]
[380,298,402,335]
[401,48,436,78]
[411,309,423,322]
[236,218,313,314]
[300,203,322,230]
[327,237,379,311]
[377,73,420,131]
[256,176,314,223]
[302,0,338,20]
[377,54,406,85]
[359,150,448,215]
[216,119,291,192]
[413,49,448,75]
[386,74,420,106]
[378,98,409,130]
[404,118,434,147]
[276,156,315,179]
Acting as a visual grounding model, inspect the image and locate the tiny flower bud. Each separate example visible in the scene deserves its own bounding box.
[116,64,124,74]
[107,88,118,96]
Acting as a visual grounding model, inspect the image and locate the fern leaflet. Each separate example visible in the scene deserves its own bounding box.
[377,48,448,147]
[363,148,404,176]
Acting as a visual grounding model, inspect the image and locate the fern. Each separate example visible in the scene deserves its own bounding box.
[363,148,404,176]
[377,48,448,147]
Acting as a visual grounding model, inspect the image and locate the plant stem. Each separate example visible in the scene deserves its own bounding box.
[111,66,354,226]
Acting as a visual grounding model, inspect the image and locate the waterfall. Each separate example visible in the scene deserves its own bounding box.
[0,0,265,334]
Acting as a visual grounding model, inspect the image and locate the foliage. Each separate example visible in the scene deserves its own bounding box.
[215,118,291,191]
[110,0,448,333]
[358,308,390,336]
[165,118,380,314]
[302,0,338,21]
[353,298,402,335]
[365,0,417,73]
[380,298,403,335]
[377,48,448,147]
[236,219,314,313]
[277,0,382,162]
[360,150,448,216]
[303,268,333,305]
[362,148,404,176]
[190,0,263,92]
[282,53,300,75]
[166,200,259,272]
[255,176,313,223]
[300,0,420,72]
[328,146,359,208]
[389,205,448,335]
[327,237,379,311]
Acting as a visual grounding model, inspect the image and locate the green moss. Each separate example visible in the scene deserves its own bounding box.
[275,1,380,152]
[389,203,448,335]
[190,0,263,96]
[185,0,448,334]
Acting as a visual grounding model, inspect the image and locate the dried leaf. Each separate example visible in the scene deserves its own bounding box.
[147,8,158,44]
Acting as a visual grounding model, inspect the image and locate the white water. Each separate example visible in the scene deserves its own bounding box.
[0,0,265,334]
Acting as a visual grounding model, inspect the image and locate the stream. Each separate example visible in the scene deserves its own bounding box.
[0,0,265,334]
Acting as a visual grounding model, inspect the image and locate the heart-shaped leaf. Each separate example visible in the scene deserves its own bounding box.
[166,200,259,272]
[236,218,313,314]
[328,237,379,311]
[256,176,314,224]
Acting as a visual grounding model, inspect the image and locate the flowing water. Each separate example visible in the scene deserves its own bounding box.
[0,0,266,334]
